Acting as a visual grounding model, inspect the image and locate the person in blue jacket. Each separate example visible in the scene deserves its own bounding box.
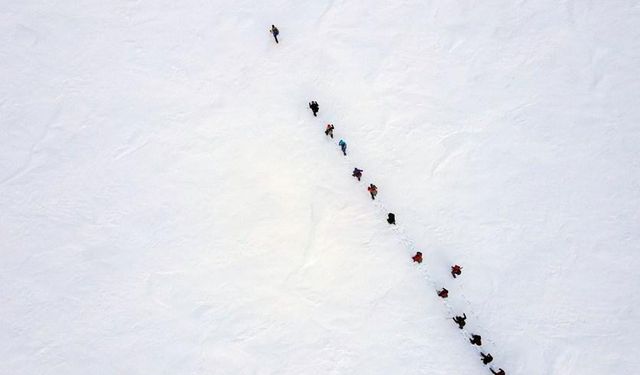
[338,139,347,156]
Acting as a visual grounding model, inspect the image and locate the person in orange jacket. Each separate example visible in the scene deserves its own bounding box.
[437,288,449,298]
[412,252,423,263]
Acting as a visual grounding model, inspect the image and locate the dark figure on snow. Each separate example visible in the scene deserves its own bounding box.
[452,314,466,329]
[437,288,449,298]
[270,25,279,43]
[469,334,482,346]
[325,124,334,138]
[352,168,363,181]
[338,139,347,155]
[451,264,462,278]
[387,213,396,225]
[412,252,423,264]
[491,368,506,375]
[368,184,378,200]
[309,101,319,116]
[481,353,493,365]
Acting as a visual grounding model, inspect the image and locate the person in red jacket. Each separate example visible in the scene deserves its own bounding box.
[451,264,462,278]
[437,288,449,298]
[412,252,423,263]
[367,184,378,200]
[491,368,506,375]
[325,124,334,138]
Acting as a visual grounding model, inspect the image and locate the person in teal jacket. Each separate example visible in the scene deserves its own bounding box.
[338,139,347,155]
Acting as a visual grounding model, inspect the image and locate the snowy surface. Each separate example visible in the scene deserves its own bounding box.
[2,1,640,374]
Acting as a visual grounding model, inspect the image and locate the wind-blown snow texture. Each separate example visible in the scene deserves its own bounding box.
[2,1,640,374]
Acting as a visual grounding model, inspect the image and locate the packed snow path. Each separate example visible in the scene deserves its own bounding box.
[305,108,505,372]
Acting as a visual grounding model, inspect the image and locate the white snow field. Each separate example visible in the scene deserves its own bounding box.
[2,0,639,374]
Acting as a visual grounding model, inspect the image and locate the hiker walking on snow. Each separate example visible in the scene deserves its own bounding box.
[451,264,462,278]
[491,368,506,375]
[325,124,334,138]
[453,314,466,329]
[352,168,363,181]
[309,101,319,116]
[470,334,482,346]
[481,353,493,365]
[387,213,396,225]
[367,184,378,200]
[270,25,279,43]
[437,288,449,298]
[338,139,347,155]
[412,252,423,263]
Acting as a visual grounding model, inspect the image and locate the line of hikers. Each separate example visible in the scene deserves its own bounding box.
[303,92,505,373]
[308,97,505,374]
[450,315,503,373]
[271,24,506,371]
[416,256,502,371]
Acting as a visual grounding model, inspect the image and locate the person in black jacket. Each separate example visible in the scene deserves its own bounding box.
[270,25,279,43]
[309,101,319,116]
[481,353,493,365]
[387,213,396,225]
[491,368,506,375]
[452,314,466,329]
[470,334,482,346]
[352,168,363,181]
